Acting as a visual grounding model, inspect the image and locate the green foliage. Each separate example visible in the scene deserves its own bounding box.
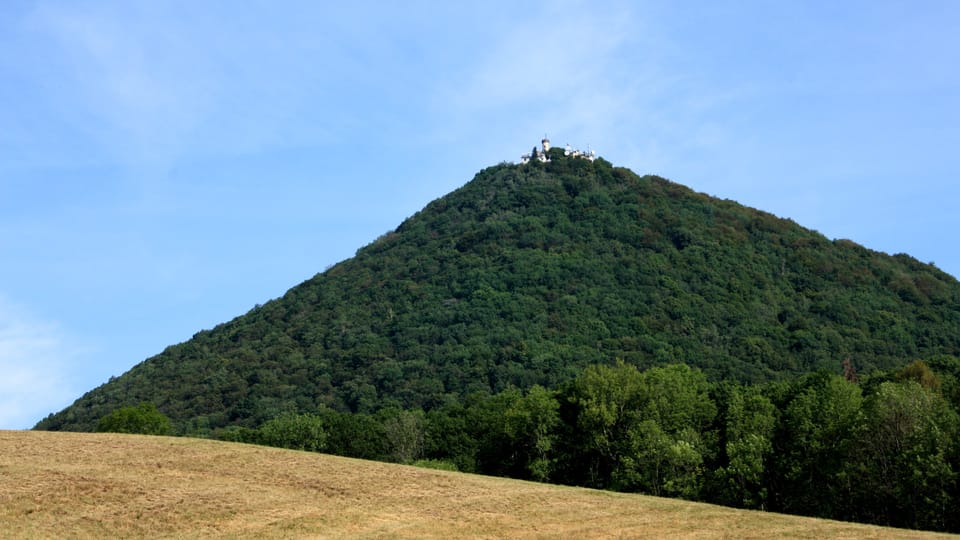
[257,412,327,452]
[96,402,172,436]
[464,388,526,477]
[382,409,426,463]
[566,361,645,484]
[38,158,960,434]
[563,362,715,498]
[615,364,715,498]
[423,401,479,473]
[319,409,388,461]
[721,385,775,508]
[852,380,958,530]
[769,373,863,518]
[502,385,560,481]
[412,459,459,471]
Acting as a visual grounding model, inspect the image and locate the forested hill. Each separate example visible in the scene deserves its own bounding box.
[38,151,960,433]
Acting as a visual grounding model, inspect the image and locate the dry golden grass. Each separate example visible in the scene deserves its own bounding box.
[0,430,954,539]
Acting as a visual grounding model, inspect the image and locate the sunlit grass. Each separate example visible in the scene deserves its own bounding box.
[1,431,952,539]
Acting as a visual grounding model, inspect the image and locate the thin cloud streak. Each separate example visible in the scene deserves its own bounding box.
[0,299,85,429]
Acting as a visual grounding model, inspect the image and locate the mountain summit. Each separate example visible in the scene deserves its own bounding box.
[38,151,960,432]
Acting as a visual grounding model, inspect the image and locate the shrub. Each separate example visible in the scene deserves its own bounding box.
[96,402,172,435]
[257,412,327,452]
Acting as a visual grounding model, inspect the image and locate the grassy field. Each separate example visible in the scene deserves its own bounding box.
[1,430,954,539]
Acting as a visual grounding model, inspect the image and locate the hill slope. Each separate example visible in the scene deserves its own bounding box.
[1,430,952,539]
[37,154,960,432]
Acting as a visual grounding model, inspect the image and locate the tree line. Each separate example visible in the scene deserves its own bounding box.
[173,357,960,533]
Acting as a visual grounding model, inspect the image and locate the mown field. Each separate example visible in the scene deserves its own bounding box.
[1,431,954,539]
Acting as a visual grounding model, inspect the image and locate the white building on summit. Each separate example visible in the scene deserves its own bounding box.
[521,136,552,164]
[563,143,596,161]
[520,136,596,164]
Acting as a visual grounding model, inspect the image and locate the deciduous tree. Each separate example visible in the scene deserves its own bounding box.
[96,402,172,436]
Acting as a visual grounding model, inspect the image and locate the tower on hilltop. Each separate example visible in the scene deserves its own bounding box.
[522,135,593,164]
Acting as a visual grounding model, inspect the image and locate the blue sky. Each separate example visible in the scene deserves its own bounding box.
[1,1,958,429]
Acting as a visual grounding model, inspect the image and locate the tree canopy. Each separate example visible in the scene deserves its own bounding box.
[95,402,172,436]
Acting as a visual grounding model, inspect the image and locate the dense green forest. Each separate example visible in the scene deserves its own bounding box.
[38,151,960,434]
[38,153,960,434]
[37,152,960,531]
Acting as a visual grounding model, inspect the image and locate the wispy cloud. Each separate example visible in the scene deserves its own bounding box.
[26,4,345,172]
[28,4,212,168]
[0,298,85,429]
[427,1,755,171]
[445,2,650,139]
